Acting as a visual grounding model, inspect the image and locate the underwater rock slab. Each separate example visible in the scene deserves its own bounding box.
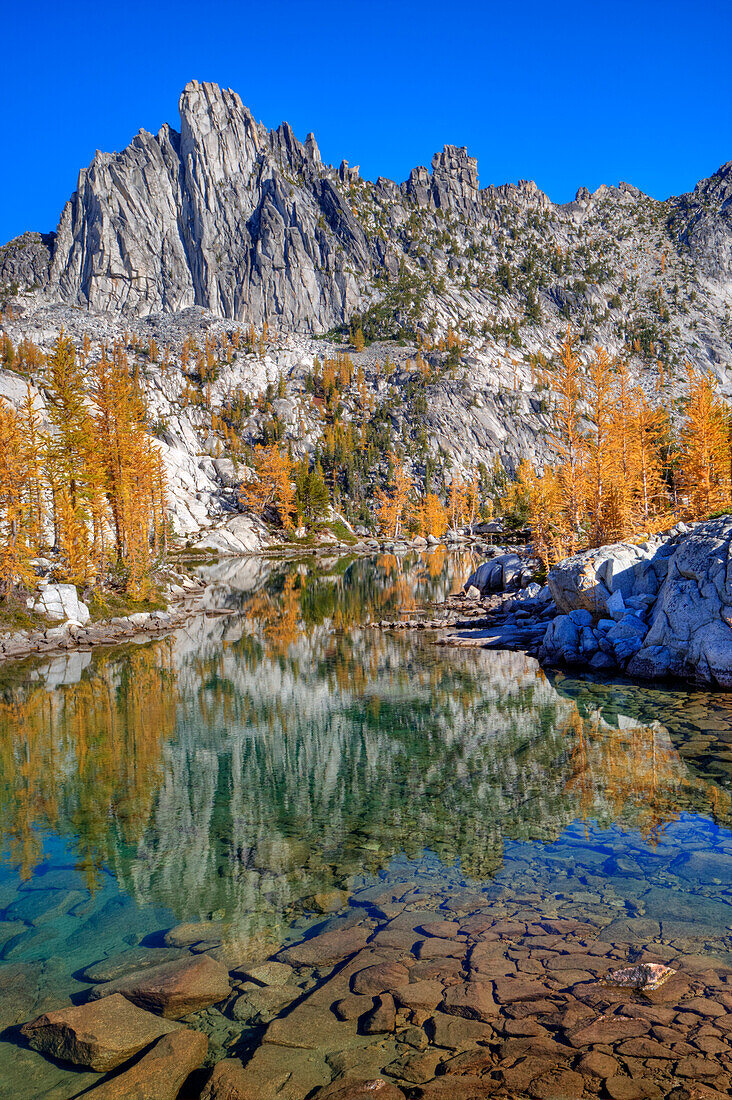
[88,953,230,1019]
[82,1027,207,1098]
[20,992,182,1071]
[80,946,192,983]
[277,925,372,966]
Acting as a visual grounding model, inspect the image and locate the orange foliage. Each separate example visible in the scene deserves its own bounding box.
[240,444,296,529]
[376,463,413,538]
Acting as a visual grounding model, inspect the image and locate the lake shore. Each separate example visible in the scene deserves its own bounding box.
[0,535,504,666]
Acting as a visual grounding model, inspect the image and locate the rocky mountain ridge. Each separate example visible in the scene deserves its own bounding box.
[2,80,731,348]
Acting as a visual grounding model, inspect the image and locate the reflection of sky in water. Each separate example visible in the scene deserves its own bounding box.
[2,551,732,1094]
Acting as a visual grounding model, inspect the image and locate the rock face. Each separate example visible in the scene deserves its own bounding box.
[44,82,491,332]
[191,513,273,555]
[13,76,724,338]
[0,231,55,290]
[669,160,732,288]
[629,515,732,686]
[49,80,372,329]
[540,515,732,687]
[3,80,732,552]
[20,993,181,1071]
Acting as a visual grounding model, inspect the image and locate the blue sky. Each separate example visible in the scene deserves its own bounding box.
[2,0,730,242]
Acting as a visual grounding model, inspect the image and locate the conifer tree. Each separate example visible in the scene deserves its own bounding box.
[241,444,296,529]
[679,365,731,518]
[0,402,34,599]
[89,343,167,594]
[376,462,412,538]
[630,387,668,528]
[18,383,45,548]
[294,459,329,525]
[542,330,586,551]
[583,346,616,546]
[417,492,448,538]
[43,331,100,583]
[511,460,565,568]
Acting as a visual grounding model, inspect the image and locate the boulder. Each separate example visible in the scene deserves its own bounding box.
[606,616,647,661]
[88,953,230,1019]
[82,1027,207,1098]
[541,515,732,686]
[31,583,90,624]
[539,615,581,664]
[547,538,675,615]
[20,993,181,1071]
[464,553,523,595]
[629,514,732,686]
[200,1058,253,1100]
[213,457,239,487]
[606,590,626,619]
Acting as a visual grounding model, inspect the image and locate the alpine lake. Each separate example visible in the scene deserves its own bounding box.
[1,549,732,1100]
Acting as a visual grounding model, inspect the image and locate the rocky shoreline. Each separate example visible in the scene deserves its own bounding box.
[13,878,732,1099]
[375,516,732,692]
[0,533,512,668]
[0,580,212,666]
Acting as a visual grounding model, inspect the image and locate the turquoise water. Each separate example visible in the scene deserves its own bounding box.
[1,551,732,1097]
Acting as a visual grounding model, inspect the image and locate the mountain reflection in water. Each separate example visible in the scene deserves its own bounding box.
[3,552,732,1097]
[0,552,730,954]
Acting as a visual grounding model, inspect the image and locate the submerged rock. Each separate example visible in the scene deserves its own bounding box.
[82,1027,207,1098]
[88,953,230,1019]
[20,993,181,1071]
[164,919,226,947]
[277,924,371,966]
[80,946,191,983]
[312,1077,406,1100]
[199,1057,252,1099]
[602,963,676,991]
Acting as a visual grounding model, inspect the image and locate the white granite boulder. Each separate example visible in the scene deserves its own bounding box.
[547,537,677,615]
[628,514,732,687]
[32,584,90,625]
